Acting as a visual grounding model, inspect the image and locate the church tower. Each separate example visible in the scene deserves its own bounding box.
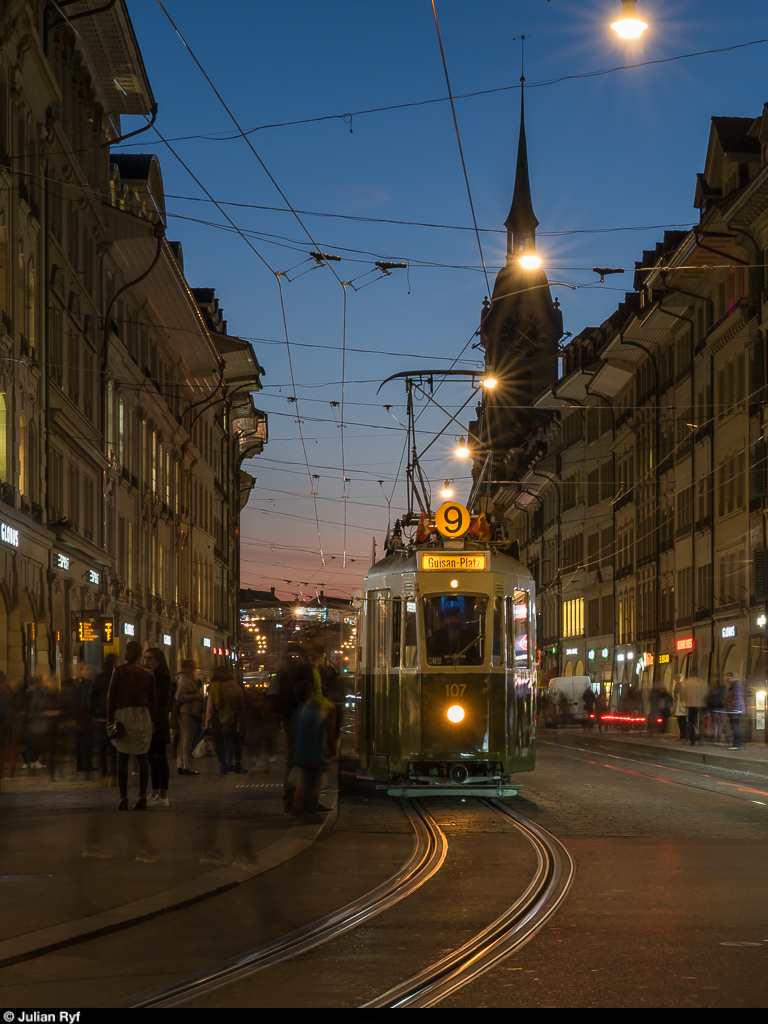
[478,83,563,469]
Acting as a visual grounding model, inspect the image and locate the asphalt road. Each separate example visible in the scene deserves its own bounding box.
[442,740,768,1008]
[2,742,767,1008]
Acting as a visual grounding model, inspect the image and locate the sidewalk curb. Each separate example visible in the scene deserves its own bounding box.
[539,730,768,776]
[0,782,339,969]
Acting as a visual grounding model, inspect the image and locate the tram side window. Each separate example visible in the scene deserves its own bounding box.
[424,595,486,666]
[492,595,503,666]
[506,591,530,669]
[368,590,389,673]
[391,597,402,668]
[403,597,417,667]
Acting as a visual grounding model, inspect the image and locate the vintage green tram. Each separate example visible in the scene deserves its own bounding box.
[359,539,536,796]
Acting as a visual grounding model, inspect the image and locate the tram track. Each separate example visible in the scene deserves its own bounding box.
[362,799,575,1008]
[110,799,447,1008]
[112,797,573,1009]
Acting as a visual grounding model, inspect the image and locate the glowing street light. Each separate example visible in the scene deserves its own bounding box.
[517,250,543,270]
[440,480,454,499]
[611,0,648,39]
[482,375,498,389]
[455,436,470,459]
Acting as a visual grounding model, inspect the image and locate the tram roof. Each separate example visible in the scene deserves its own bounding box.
[365,547,532,582]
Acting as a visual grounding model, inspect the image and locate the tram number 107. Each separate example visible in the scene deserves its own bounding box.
[445,683,467,698]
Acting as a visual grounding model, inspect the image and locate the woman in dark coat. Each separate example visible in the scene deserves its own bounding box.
[143,647,172,808]
[107,640,157,810]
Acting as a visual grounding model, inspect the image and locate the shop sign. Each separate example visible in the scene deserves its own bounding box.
[1,522,19,547]
[758,615,767,628]
[57,553,70,570]
[565,647,578,655]
[202,637,211,648]
[601,647,609,658]
[162,634,172,646]
[721,625,737,639]
[659,654,670,664]
[588,649,595,660]
[676,637,694,651]
[617,654,625,662]
[88,569,99,584]
[123,623,135,636]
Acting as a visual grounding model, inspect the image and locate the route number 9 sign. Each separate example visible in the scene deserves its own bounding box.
[435,501,471,538]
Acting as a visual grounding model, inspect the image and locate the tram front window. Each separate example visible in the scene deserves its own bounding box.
[424,595,486,666]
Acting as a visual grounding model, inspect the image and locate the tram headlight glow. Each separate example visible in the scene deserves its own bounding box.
[447,704,465,723]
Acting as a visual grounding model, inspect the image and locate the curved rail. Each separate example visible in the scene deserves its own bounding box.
[363,799,575,1008]
[111,799,447,1008]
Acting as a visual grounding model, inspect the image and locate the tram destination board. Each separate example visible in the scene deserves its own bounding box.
[420,552,487,571]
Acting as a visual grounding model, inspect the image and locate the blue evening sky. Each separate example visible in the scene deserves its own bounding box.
[119,0,768,599]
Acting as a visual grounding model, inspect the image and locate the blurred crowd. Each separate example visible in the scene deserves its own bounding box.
[0,639,348,819]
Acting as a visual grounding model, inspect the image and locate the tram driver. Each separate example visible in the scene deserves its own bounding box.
[427,600,482,665]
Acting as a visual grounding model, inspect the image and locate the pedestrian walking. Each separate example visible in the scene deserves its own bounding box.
[174,660,202,776]
[72,664,96,773]
[647,684,662,735]
[205,666,246,775]
[595,691,608,733]
[321,650,346,755]
[681,674,707,746]
[582,684,596,730]
[725,672,745,750]
[290,679,330,822]
[90,654,118,781]
[672,674,687,742]
[707,680,726,744]
[276,643,314,814]
[143,647,172,807]
[107,640,157,810]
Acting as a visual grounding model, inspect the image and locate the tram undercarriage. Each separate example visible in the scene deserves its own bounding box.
[381,760,522,798]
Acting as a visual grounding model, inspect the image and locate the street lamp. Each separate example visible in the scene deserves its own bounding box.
[440,480,454,499]
[482,374,498,390]
[455,436,470,459]
[611,1,648,39]
[517,248,543,271]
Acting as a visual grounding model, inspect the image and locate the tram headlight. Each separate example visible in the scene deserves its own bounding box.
[447,704,465,723]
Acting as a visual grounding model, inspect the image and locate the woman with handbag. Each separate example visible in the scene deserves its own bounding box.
[143,647,172,808]
[107,641,157,810]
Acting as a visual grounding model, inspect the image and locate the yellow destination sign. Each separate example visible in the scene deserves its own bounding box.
[421,552,487,571]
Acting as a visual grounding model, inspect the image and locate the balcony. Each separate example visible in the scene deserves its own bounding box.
[20,494,43,524]
[0,481,15,508]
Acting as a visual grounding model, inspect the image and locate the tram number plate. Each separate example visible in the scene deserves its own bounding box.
[445,683,467,698]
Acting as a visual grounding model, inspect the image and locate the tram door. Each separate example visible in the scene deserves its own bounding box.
[367,590,390,754]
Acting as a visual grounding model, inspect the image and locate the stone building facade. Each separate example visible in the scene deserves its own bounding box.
[0,1,266,680]
[489,105,768,739]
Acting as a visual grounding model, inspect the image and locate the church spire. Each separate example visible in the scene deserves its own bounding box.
[504,78,539,266]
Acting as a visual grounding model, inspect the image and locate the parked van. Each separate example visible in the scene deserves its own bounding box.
[548,676,598,720]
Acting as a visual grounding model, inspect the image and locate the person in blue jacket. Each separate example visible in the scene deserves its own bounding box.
[290,680,330,823]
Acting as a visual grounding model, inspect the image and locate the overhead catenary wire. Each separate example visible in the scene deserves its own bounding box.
[114,38,768,147]
[430,0,491,296]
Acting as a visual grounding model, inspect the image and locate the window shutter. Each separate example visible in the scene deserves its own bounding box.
[756,441,768,498]
[755,547,768,602]
[752,336,765,393]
